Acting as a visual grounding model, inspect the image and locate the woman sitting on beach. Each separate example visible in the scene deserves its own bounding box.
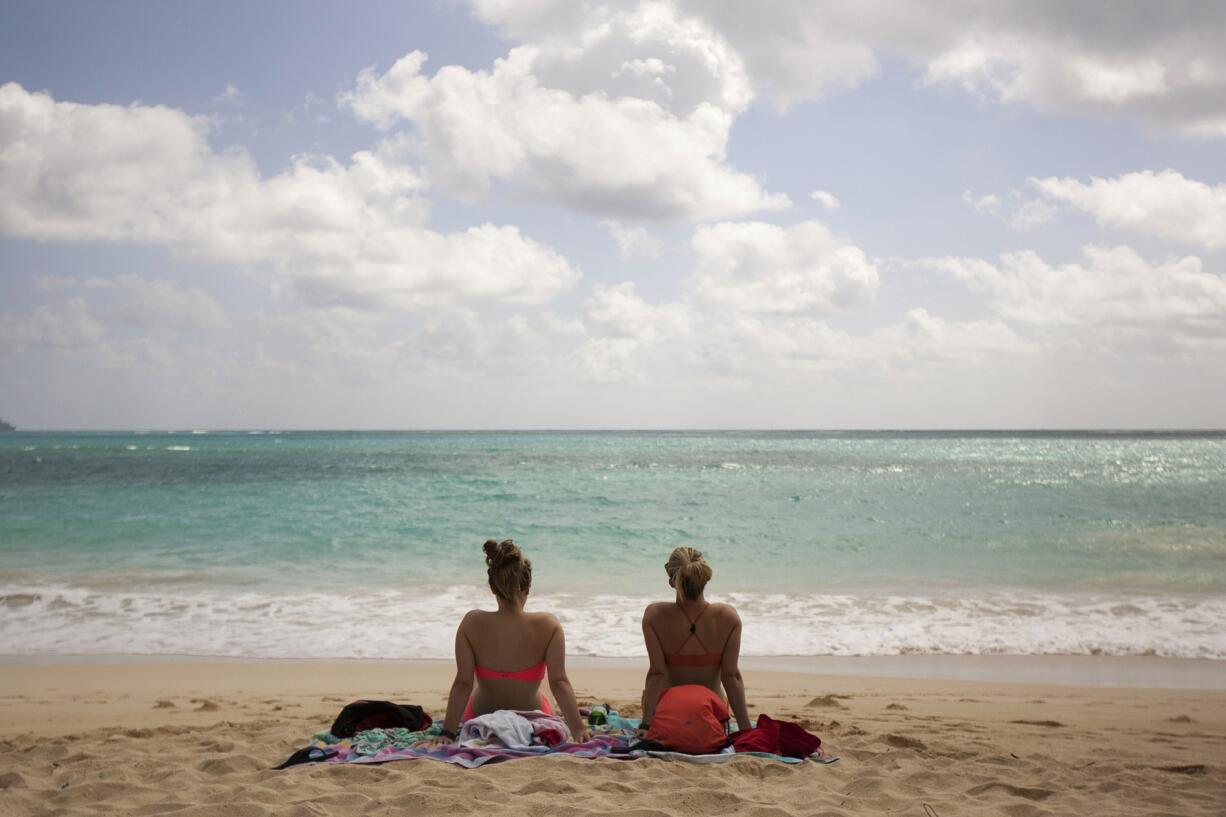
[423,539,591,745]
[639,547,750,753]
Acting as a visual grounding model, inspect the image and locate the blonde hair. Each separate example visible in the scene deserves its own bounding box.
[484,539,532,602]
[665,547,713,601]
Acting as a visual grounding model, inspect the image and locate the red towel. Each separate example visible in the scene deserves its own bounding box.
[728,714,822,758]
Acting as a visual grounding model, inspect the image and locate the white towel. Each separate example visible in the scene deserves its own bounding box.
[459,710,535,748]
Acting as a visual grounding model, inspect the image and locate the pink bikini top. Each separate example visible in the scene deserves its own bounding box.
[473,660,547,682]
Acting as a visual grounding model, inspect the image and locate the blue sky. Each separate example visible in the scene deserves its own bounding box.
[2,1,1225,428]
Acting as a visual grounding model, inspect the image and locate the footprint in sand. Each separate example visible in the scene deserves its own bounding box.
[885,703,908,711]
[1159,764,1206,775]
[1167,714,1194,723]
[153,700,176,709]
[1010,719,1064,728]
[967,782,1054,801]
[0,771,28,789]
[190,699,220,712]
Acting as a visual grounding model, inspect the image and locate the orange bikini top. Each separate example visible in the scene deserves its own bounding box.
[665,603,723,667]
[473,660,547,682]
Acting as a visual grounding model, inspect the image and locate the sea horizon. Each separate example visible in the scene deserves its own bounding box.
[6,428,1226,435]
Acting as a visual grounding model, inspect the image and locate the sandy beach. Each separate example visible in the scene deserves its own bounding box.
[2,656,1224,816]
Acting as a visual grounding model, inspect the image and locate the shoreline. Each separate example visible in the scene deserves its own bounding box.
[4,652,1225,689]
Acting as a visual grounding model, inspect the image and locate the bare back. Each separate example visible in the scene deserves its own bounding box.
[458,608,560,713]
[643,600,739,694]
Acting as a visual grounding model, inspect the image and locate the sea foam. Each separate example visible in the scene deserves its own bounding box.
[2,583,1223,660]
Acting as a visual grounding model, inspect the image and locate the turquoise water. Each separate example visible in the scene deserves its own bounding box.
[2,431,1225,658]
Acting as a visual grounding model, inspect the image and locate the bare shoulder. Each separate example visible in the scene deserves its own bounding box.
[709,602,741,624]
[642,601,670,622]
[527,610,561,630]
[459,609,489,629]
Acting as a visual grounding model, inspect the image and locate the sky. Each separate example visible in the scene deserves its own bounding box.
[1,0,1224,430]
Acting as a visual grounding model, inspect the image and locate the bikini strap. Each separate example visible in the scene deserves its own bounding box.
[682,601,710,632]
[673,602,713,655]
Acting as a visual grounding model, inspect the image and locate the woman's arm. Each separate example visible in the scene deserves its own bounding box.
[640,608,669,728]
[544,617,592,742]
[719,609,751,731]
[427,611,477,743]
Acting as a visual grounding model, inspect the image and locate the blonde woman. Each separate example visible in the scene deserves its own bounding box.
[424,540,591,745]
[639,547,750,753]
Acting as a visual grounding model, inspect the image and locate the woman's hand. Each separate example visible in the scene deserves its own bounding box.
[572,727,593,744]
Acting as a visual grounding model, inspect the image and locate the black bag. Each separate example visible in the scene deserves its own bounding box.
[329,700,432,737]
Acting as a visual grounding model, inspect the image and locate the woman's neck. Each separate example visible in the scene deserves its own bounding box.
[675,592,706,607]
[496,596,525,614]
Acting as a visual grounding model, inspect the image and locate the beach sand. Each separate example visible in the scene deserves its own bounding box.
[2,657,1224,816]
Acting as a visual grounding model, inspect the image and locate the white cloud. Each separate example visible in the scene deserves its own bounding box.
[213,83,244,106]
[394,309,558,377]
[810,190,840,211]
[29,274,228,334]
[566,222,1032,385]
[1031,170,1226,250]
[679,0,1226,135]
[567,336,648,384]
[602,221,662,260]
[570,237,1225,388]
[342,48,787,220]
[675,0,881,110]
[584,282,689,342]
[470,0,753,116]
[926,244,1226,351]
[688,220,878,314]
[0,82,578,310]
[917,29,1222,135]
[962,191,1000,214]
[113,276,228,333]
[562,223,883,383]
[0,297,105,353]
[1006,197,1059,232]
[870,308,1032,364]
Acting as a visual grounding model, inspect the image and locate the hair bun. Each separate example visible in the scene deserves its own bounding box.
[666,546,713,601]
[483,539,532,602]
[484,538,521,569]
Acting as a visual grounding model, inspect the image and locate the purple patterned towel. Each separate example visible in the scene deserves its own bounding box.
[284,734,629,769]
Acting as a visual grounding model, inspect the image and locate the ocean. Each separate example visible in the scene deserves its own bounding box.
[2,430,1224,660]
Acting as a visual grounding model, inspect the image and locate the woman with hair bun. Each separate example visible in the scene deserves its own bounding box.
[423,539,591,745]
[639,547,751,753]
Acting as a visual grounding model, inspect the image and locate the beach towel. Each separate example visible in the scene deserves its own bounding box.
[281,731,624,768]
[276,707,832,769]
